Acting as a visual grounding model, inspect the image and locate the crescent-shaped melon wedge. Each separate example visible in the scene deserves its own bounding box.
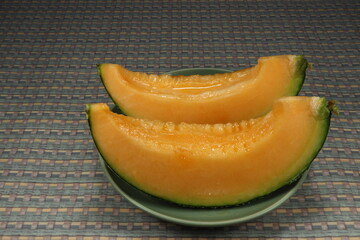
[86,96,335,207]
[98,55,308,123]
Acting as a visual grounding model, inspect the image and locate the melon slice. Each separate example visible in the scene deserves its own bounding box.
[98,55,308,123]
[86,96,334,207]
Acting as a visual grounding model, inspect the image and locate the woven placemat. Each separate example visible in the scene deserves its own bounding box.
[0,0,359,239]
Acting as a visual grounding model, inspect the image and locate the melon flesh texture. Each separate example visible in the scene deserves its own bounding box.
[98,55,308,123]
[86,97,331,207]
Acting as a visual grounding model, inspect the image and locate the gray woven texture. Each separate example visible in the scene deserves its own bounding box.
[0,0,359,239]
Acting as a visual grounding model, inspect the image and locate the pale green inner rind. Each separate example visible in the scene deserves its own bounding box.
[291,55,308,95]
[85,104,91,119]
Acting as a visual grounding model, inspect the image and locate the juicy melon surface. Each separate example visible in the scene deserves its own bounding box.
[98,55,308,123]
[87,97,331,207]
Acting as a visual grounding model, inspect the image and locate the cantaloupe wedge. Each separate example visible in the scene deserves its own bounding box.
[86,97,335,207]
[98,55,308,123]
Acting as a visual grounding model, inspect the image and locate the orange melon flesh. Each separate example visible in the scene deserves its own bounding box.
[86,97,332,207]
[98,55,308,123]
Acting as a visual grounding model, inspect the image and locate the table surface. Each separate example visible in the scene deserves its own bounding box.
[1,0,359,239]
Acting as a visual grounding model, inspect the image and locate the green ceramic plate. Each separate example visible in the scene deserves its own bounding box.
[99,68,309,227]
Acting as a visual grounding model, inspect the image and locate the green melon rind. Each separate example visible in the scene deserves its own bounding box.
[97,64,130,116]
[86,99,334,208]
[291,55,309,95]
